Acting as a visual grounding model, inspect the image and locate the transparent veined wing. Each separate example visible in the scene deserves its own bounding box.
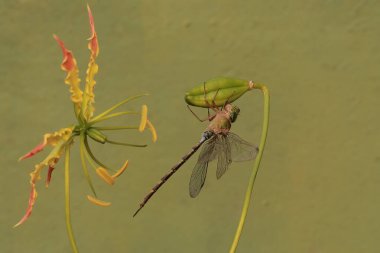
[189,136,218,197]
[227,132,258,162]
[216,135,232,179]
[197,135,219,163]
[189,162,208,198]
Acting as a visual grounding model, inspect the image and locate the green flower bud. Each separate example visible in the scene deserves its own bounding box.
[184,77,254,108]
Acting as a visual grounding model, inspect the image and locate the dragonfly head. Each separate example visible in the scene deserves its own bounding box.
[226,104,240,123]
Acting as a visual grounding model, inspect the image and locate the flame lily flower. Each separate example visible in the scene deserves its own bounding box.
[15,5,157,253]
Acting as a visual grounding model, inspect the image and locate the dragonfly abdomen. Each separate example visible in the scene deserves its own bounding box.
[133,132,214,217]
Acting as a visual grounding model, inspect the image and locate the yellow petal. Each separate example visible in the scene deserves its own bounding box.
[19,127,73,161]
[53,35,83,113]
[31,139,69,187]
[87,195,111,207]
[146,119,158,143]
[43,127,73,147]
[82,5,99,121]
[31,140,68,187]
[96,167,115,185]
[112,160,129,179]
[139,105,148,132]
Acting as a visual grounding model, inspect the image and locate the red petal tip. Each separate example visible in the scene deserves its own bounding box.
[19,142,45,161]
[54,35,75,72]
[14,186,37,228]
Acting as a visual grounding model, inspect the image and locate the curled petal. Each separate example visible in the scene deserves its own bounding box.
[146,119,158,143]
[112,160,129,179]
[53,35,83,109]
[54,35,75,72]
[15,139,71,226]
[18,142,45,161]
[14,184,37,228]
[19,127,73,161]
[87,5,99,58]
[83,57,98,121]
[83,5,99,120]
[139,105,148,132]
[45,158,59,188]
[96,167,115,185]
[87,195,111,207]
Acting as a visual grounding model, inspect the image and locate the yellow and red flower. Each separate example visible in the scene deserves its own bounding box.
[15,5,157,253]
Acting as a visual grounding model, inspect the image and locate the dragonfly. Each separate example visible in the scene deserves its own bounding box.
[133,103,258,217]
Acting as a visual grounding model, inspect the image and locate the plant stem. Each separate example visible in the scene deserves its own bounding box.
[88,111,139,125]
[105,139,147,147]
[79,133,97,197]
[90,94,148,122]
[83,147,98,169]
[83,135,112,171]
[229,83,270,253]
[92,126,139,131]
[64,144,79,253]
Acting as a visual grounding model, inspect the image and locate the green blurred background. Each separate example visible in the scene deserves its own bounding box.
[1,1,380,252]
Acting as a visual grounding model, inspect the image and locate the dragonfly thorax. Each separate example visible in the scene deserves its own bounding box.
[207,104,240,134]
[207,114,231,134]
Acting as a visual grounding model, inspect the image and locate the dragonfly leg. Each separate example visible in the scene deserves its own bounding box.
[187,105,211,122]
[211,88,220,109]
[203,82,211,107]
[223,90,236,108]
[208,114,216,121]
[203,82,218,112]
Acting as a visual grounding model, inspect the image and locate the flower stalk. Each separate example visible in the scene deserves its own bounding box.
[229,83,270,253]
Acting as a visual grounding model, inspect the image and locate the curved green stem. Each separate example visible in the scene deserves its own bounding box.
[229,83,270,253]
[79,133,97,197]
[88,111,139,125]
[92,126,139,131]
[83,147,98,170]
[90,94,148,122]
[83,135,112,171]
[105,139,147,147]
[64,144,79,253]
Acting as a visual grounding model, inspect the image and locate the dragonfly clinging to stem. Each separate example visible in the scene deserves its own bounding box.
[133,102,258,217]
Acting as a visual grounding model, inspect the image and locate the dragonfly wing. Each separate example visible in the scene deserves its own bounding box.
[189,137,217,198]
[216,135,232,179]
[228,132,259,162]
[189,161,208,198]
[197,135,218,163]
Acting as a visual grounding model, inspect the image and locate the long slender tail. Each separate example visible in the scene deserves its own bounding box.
[133,132,213,217]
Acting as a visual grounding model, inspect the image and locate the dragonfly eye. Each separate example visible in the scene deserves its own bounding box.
[230,106,240,122]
